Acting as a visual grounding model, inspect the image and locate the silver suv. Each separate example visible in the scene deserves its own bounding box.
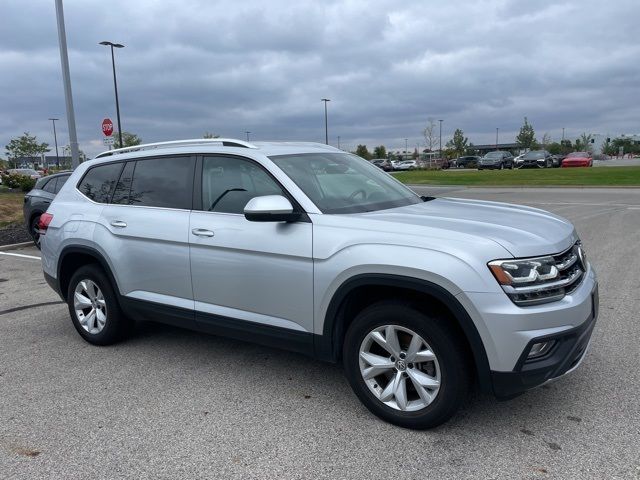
[40,139,598,429]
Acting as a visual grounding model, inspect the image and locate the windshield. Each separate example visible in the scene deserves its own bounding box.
[522,151,545,159]
[483,152,502,159]
[567,152,588,158]
[270,152,422,214]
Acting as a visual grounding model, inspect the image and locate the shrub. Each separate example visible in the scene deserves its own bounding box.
[2,173,36,192]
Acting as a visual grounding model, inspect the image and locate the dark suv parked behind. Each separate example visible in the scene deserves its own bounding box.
[478,151,514,170]
[23,171,71,248]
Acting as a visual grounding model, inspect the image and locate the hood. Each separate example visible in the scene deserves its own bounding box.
[360,197,577,258]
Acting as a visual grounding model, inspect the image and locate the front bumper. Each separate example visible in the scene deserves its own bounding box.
[491,284,598,398]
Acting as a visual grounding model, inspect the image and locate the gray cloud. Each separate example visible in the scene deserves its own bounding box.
[0,0,638,157]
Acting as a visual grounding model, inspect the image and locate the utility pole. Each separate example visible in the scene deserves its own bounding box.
[54,0,80,168]
[48,118,60,167]
[245,131,251,141]
[496,127,499,150]
[337,136,340,149]
[438,119,443,159]
[321,99,330,145]
[404,138,408,159]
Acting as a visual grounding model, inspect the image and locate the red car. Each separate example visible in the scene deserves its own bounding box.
[562,152,593,167]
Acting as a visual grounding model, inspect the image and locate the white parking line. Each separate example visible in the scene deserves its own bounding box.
[0,252,41,260]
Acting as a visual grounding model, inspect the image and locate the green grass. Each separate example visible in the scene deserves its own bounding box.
[0,191,24,227]
[393,166,640,186]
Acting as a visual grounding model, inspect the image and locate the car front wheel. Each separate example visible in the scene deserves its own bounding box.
[343,301,470,429]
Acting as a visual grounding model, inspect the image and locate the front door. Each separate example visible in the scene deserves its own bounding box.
[189,155,313,348]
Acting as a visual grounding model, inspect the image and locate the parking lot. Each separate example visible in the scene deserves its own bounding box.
[1,187,639,479]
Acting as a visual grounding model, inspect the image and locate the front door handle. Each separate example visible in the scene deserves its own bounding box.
[110,220,127,228]
[192,228,214,237]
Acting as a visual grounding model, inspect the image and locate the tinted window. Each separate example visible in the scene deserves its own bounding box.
[43,177,57,193]
[127,157,194,209]
[54,174,70,193]
[34,177,48,189]
[112,162,135,204]
[78,163,123,203]
[202,156,284,214]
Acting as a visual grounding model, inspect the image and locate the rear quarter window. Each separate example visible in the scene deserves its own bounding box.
[77,162,123,203]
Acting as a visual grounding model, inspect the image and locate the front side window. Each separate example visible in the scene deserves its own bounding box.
[123,157,194,209]
[78,162,123,203]
[270,152,422,214]
[202,156,284,214]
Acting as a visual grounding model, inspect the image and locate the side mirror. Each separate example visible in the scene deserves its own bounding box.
[244,195,300,222]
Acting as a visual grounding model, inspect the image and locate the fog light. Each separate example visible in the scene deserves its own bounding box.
[528,341,555,359]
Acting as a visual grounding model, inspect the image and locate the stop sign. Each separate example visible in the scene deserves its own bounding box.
[102,118,114,137]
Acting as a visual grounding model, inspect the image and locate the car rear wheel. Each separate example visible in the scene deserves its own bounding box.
[343,301,470,429]
[67,264,132,345]
[29,215,41,249]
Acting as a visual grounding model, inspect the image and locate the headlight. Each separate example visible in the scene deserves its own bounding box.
[488,243,587,306]
[489,257,558,285]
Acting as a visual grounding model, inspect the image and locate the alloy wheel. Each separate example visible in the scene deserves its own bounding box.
[74,279,107,334]
[359,325,441,411]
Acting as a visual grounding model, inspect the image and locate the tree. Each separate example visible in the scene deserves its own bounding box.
[113,131,142,149]
[578,133,594,153]
[203,132,220,139]
[5,132,50,167]
[355,144,372,160]
[516,117,537,150]
[373,145,387,159]
[547,142,562,155]
[446,128,468,157]
[541,133,551,149]
[423,119,437,152]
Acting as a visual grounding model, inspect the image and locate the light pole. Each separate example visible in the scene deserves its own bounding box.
[321,98,330,145]
[245,131,251,141]
[54,0,80,168]
[337,136,341,149]
[99,41,124,148]
[438,119,443,158]
[496,127,499,150]
[48,118,60,167]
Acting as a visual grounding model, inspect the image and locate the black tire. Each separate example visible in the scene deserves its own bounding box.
[67,264,131,345]
[29,214,41,250]
[343,301,470,429]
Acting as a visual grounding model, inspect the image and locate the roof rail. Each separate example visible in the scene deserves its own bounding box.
[95,138,258,158]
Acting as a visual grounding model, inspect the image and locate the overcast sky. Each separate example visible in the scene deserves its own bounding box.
[1,0,639,157]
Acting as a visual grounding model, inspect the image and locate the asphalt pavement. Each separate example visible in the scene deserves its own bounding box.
[1,187,639,479]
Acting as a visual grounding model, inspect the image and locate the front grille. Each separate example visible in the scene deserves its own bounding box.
[504,242,587,306]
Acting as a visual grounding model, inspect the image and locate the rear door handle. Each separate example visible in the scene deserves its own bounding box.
[110,220,127,228]
[192,228,214,237]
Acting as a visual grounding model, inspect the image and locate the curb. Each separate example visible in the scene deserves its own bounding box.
[0,241,34,251]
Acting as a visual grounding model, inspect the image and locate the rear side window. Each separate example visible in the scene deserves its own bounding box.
[34,177,48,189]
[54,174,70,194]
[121,156,194,209]
[78,163,123,203]
[43,178,57,193]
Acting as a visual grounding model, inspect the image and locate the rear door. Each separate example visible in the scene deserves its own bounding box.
[189,155,313,347]
[96,155,196,323]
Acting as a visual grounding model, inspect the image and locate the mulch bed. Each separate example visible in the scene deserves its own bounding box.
[0,224,32,246]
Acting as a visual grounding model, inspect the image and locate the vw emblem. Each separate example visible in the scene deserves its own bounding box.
[396,360,407,371]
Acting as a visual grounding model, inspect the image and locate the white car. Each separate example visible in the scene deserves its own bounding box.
[395,160,418,170]
[39,138,598,429]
